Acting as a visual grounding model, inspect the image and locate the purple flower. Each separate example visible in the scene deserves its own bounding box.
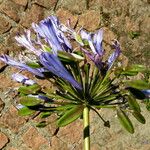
[80,30,121,72]
[0,55,44,77]
[15,30,42,56]
[28,94,53,102]
[141,90,150,98]
[12,73,36,85]
[39,52,82,90]
[107,40,121,70]
[32,16,72,54]
[80,29,104,56]
[16,104,25,109]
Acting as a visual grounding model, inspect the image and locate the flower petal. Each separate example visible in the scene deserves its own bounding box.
[108,40,121,70]
[15,30,41,56]
[28,94,54,102]
[32,16,72,54]
[80,29,98,54]
[12,73,36,85]
[141,90,150,98]
[0,55,44,77]
[39,52,82,90]
[93,29,104,56]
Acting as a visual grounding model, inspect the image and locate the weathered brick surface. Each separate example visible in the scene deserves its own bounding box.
[34,0,57,9]
[78,10,100,31]
[11,0,28,6]
[0,97,5,112]
[0,132,9,149]
[0,16,11,34]
[22,127,47,150]
[56,8,78,27]
[20,4,44,28]
[0,1,20,22]
[0,105,26,133]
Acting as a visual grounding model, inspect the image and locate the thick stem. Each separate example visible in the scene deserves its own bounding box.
[83,106,90,150]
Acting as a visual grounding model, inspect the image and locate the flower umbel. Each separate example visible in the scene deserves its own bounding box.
[0,15,149,150]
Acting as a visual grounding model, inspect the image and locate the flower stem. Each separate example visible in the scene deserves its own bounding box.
[83,106,90,150]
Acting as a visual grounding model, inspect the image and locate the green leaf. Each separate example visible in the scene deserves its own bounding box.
[145,100,150,111]
[43,45,52,52]
[132,111,146,124]
[58,51,84,63]
[40,112,52,118]
[71,53,84,61]
[18,84,41,95]
[127,95,141,112]
[57,105,84,127]
[36,121,47,128]
[121,71,138,76]
[56,104,77,111]
[129,31,140,39]
[126,80,150,90]
[20,96,42,106]
[58,51,76,62]
[74,33,84,45]
[117,65,146,76]
[127,64,146,72]
[18,106,35,116]
[26,62,42,68]
[117,109,134,134]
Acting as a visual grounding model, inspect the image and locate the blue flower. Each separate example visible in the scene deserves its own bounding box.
[107,40,121,70]
[28,94,54,102]
[12,73,36,85]
[141,90,150,98]
[15,30,42,56]
[80,29,104,56]
[39,52,82,90]
[0,55,44,77]
[32,16,72,54]
[80,29,121,72]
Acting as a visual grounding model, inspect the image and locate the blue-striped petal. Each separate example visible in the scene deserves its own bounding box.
[93,29,104,56]
[108,40,121,70]
[39,52,82,90]
[12,73,36,85]
[0,55,44,77]
[32,16,72,54]
[15,30,42,56]
[141,90,150,98]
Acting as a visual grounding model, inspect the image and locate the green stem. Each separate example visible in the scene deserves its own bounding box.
[83,106,90,150]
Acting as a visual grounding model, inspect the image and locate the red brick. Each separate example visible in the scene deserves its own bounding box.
[20,4,44,28]
[56,8,78,27]
[22,127,47,150]
[11,0,28,6]
[34,0,57,9]
[0,1,20,22]
[0,105,26,133]
[0,16,11,34]
[0,132,9,149]
[57,120,82,144]
[79,10,100,31]
[49,136,68,150]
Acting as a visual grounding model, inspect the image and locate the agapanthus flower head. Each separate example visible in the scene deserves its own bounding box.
[32,16,72,54]
[79,28,121,73]
[0,15,149,135]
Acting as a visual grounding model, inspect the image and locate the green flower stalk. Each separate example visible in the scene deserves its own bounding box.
[0,16,150,150]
